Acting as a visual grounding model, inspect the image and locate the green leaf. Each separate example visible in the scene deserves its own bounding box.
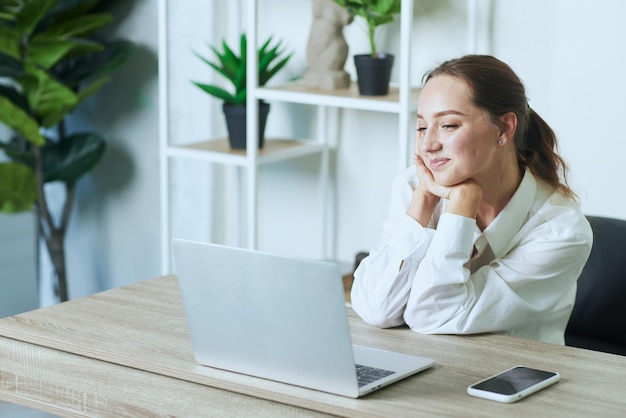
[0,96,45,145]
[0,52,24,77]
[21,64,78,126]
[192,33,290,102]
[52,39,134,86]
[43,0,101,24]
[42,132,106,183]
[76,74,110,101]
[53,37,104,60]
[219,39,240,80]
[260,54,291,86]
[258,36,271,56]
[0,25,21,60]
[0,84,29,111]
[37,74,109,127]
[0,161,37,214]
[239,33,246,71]
[234,89,246,105]
[27,38,84,69]
[374,0,401,15]
[14,0,56,35]
[258,37,291,86]
[192,49,216,69]
[191,82,237,104]
[0,135,35,166]
[258,43,279,74]
[233,61,245,92]
[370,14,394,27]
[193,50,226,78]
[193,41,240,92]
[42,13,113,39]
[333,0,400,55]
[0,0,22,22]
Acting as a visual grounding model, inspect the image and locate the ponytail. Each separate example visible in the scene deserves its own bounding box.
[518,108,576,200]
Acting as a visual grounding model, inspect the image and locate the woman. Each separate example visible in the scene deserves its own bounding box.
[350,55,592,345]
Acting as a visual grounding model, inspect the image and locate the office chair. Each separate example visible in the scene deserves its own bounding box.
[565,216,626,356]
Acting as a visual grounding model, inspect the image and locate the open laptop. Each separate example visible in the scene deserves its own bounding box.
[172,239,434,398]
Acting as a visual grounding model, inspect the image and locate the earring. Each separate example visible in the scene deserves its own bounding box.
[498,139,504,145]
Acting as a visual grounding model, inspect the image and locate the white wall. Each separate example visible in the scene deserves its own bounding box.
[0,126,38,316]
[61,0,162,297]
[0,212,38,317]
[489,0,626,219]
[4,0,626,305]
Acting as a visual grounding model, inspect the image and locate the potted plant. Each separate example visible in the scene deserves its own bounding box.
[192,33,291,150]
[0,0,135,303]
[333,0,401,96]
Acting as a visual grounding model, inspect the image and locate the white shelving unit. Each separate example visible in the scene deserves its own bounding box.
[158,0,426,273]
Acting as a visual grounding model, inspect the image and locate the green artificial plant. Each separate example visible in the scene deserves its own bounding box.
[191,33,291,105]
[0,0,135,302]
[333,0,401,57]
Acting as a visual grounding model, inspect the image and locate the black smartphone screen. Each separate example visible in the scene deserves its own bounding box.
[471,366,558,395]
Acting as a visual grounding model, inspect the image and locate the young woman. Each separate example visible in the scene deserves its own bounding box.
[350,55,592,345]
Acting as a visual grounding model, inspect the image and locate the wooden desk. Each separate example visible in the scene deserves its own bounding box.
[1,275,625,417]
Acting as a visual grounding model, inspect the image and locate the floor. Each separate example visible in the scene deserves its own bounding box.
[0,401,57,417]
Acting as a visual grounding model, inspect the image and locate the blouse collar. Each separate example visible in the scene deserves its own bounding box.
[481,168,537,258]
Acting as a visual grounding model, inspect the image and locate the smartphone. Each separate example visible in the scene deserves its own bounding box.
[467,366,560,403]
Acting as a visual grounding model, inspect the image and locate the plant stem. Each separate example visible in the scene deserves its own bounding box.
[36,209,68,302]
[368,21,377,56]
[33,134,70,303]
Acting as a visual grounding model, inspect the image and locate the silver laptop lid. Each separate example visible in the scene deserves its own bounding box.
[173,239,361,397]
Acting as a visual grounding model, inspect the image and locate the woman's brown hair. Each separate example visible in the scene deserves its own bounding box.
[422,55,575,199]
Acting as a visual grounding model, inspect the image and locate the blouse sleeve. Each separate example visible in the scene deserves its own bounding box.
[350,171,436,328]
[403,210,593,336]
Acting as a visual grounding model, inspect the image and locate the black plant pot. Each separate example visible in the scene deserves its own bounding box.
[222,101,270,150]
[354,53,394,96]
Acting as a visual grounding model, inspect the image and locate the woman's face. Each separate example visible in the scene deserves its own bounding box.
[416,74,503,187]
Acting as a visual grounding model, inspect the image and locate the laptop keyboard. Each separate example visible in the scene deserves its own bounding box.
[355,364,395,387]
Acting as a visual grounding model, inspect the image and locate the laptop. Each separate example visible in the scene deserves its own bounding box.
[172,239,435,398]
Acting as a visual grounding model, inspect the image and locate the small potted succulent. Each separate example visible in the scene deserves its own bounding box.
[333,0,401,96]
[192,33,291,149]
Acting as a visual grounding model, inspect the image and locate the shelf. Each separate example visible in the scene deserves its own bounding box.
[255,82,420,113]
[166,138,326,167]
[159,0,418,270]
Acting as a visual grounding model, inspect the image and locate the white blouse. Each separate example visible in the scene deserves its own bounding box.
[350,167,593,345]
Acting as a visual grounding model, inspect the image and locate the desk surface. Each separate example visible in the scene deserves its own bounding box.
[1,275,625,417]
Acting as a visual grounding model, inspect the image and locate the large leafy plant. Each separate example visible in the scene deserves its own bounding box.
[333,0,401,57]
[191,33,291,105]
[0,0,134,302]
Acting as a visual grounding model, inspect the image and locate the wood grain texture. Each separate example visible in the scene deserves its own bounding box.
[1,275,625,417]
[0,336,327,417]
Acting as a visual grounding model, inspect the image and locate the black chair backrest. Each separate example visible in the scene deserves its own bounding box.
[565,216,626,355]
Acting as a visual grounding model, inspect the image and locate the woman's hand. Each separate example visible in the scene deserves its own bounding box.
[413,154,453,200]
[406,154,444,226]
[408,154,483,223]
